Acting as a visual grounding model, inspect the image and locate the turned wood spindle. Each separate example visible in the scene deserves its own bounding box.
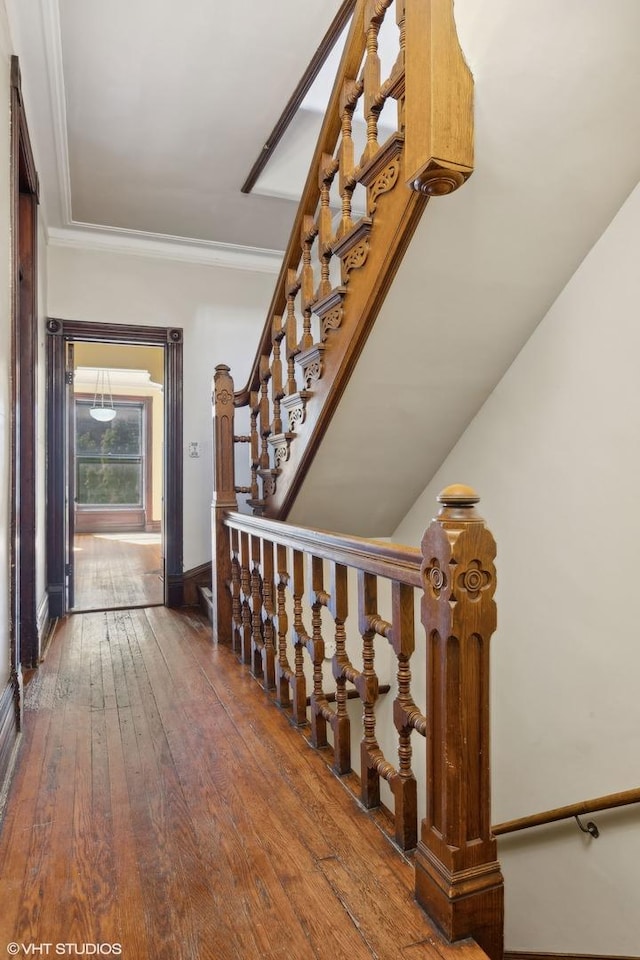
[361,0,392,165]
[291,549,308,726]
[336,79,360,239]
[330,562,351,775]
[259,356,271,471]
[270,316,285,435]
[274,544,292,709]
[238,530,253,664]
[357,572,382,808]
[285,271,300,397]
[316,154,337,301]
[309,555,328,749]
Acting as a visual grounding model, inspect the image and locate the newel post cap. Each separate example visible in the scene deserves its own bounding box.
[437,483,479,508]
[436,484,482,523]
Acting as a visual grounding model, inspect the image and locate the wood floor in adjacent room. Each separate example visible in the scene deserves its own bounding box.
[0,607,478,960]
[72,533,163,611]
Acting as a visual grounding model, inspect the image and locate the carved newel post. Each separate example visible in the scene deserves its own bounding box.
[211,365,238,644]
[415,485,503,960]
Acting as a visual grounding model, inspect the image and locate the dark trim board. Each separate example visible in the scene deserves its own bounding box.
[0,678,20,801]
[182,560,212,607]
[46,320,183,614]
[240,0,356,194]
[11,56,40,673]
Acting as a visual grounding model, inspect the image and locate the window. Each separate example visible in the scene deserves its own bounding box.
[75,400,145,507]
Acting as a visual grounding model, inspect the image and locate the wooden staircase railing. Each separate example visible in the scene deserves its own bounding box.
[211,365,503,960]
[228,0,473,520]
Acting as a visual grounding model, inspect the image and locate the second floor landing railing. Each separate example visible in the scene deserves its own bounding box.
[228,0,473,520]
[211,365,503,960]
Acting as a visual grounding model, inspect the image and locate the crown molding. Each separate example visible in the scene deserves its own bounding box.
[47,224,284,274]
[32,0,283,274]
[40,0,72,222]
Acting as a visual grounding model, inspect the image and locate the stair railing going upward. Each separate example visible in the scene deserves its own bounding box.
[211,364,504,960]
[229,0,474,520]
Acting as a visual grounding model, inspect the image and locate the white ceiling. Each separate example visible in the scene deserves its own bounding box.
[6,0,640,536]
[7,0,348,265]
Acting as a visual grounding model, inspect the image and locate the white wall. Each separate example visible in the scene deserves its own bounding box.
[47,245,274,568]
[0,3,12,685]
[392,182,640,953]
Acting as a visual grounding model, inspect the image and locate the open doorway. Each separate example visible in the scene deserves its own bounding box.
[70,342,165,612]
[46,319,184,617]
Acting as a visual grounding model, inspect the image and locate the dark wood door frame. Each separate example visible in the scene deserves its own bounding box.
[46,320,184,614]
[11,56,40,680]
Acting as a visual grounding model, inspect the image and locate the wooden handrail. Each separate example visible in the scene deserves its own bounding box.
[492,787,640,837]
[224,509,422,586]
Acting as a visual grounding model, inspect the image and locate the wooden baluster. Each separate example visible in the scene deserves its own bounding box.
[298,216,317,353]
[248,392,260,506]
[285,271,300,397]
[275,544,292,709]
[316,154,337,301]
[271,316,284,435]
[393,0,406,85]
[211,364,238,645]
[261,539,276,690]
[357,572,381,807]
[301,215,316,309]
[414,485,503,960]
[390,579,418,851]
[309,556,328,750]
[249,534,264,681]
[229,526,242,657]
[361,0,392,165]
[238,530,252,664]
[259,356,271,472]
[291,549,308,726]
[392,0,407,132]
[329,562,351,774]
[336,79,360,239]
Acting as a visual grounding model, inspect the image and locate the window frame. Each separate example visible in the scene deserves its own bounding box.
[73,393,154,533]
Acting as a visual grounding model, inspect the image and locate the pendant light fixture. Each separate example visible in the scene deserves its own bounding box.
[89,368,117,422]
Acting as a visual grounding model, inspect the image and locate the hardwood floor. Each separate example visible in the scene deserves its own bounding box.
[0,607,485,960]
[72,533,163,611]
